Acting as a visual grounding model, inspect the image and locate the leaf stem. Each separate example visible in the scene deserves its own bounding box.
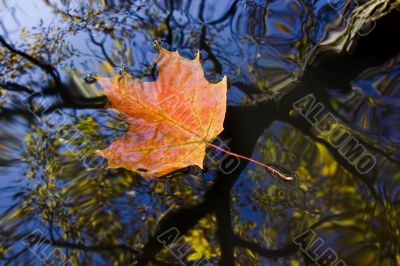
[207,143,294,181]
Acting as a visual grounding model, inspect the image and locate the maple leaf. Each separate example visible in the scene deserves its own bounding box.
[96,44,227,179]
[96,44,293,181]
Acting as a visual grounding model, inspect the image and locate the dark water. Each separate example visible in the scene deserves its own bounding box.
[0,0,399,265]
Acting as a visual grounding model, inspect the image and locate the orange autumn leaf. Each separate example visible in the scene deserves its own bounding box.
[97,45,227,179]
